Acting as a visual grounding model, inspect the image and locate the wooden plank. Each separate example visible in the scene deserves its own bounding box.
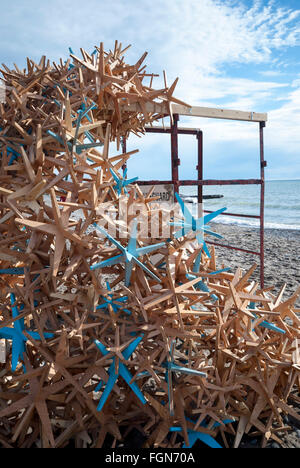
[116,101,268,122]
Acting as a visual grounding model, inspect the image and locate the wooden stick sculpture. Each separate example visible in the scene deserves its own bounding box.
[0,42,299,449]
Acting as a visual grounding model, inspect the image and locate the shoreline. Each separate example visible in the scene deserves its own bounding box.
[213,218,300,232]
[209,222,300,307]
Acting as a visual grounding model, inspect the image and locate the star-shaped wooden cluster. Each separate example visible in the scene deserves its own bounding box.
[0,41,299,449]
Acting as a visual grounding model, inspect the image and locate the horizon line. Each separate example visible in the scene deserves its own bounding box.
[266,178,300,182]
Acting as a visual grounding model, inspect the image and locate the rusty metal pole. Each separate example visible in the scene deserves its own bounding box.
[121,135,127,172]
[170,114,180,196]
[196,130,203,217]
[259,122,267,289]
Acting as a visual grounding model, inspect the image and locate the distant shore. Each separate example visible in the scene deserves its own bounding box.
[210,222,300,307]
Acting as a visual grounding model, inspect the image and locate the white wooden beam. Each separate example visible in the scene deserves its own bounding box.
[118,101,267,122]
[171,104,268,123]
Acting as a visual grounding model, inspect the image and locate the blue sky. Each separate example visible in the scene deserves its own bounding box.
[1,0,299,181]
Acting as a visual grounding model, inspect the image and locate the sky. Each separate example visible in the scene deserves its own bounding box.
[0,0,300,181]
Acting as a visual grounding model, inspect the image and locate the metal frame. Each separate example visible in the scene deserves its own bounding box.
[131,112,267,288]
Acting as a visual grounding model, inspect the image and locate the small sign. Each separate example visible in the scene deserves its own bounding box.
[0,339,6,363]
[140,184,174,203]
[0,82,6,104]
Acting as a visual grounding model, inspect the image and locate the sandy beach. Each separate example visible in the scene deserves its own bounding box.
[210,223,300,308]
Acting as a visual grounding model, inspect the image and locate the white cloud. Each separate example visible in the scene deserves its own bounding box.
[177,74,288,108]
[1,0,299,69]
[260,70,283,77]
[267,86,300,150]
